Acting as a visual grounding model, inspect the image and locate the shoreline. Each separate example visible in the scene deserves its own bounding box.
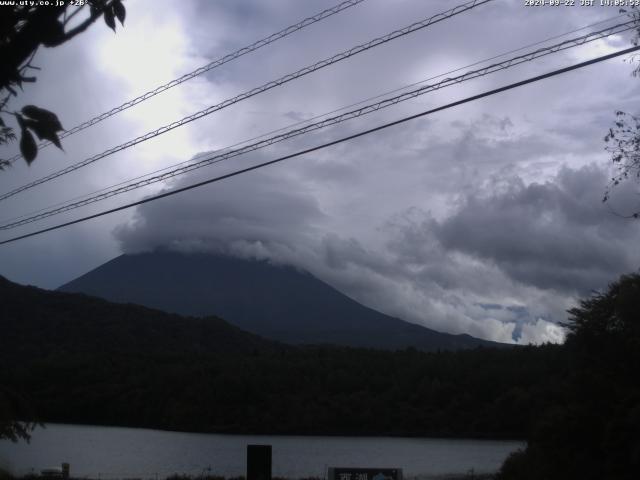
[2,474,496,480]
[22,423,526,443]
[1,425,519,480]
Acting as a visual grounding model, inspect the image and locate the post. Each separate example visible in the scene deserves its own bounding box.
[247,444,272,480]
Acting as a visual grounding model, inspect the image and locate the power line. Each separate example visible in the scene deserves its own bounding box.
[5,0,368,165]
[0,0,494,203]
[1,20,634,231]
[1,45,637,247]
[2,13,627,227]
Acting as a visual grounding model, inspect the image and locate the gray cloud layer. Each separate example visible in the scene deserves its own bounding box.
[115,138,639,344]
[435,164,640,294]
[2,0,639,343]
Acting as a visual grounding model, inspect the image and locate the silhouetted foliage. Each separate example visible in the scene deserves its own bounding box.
[604,111,640,217]
[497,273,640,480]
[0,0,126,168]
[0,275,564,439]
[6,270,640,478]
[0,387,38,443]
[0,2,127,438]
[603,7,640,217]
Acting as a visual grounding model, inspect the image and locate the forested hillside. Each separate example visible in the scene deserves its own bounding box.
[1,275,561,439]
[497,273,640,480]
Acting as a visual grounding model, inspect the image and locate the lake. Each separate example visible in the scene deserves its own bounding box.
[0,424,524,479]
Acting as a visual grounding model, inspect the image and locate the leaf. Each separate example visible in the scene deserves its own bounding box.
[20,129,37,165]
[104,7,116,32]
[113,0,126,26]
[22,105,64,132]
[41,20,65,47]
[25,119,63,149]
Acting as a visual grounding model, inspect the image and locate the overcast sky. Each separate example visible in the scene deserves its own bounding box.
[1,0,639,344]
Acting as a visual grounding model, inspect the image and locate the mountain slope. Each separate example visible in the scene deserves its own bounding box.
[1,274,552,438]
[59,250,506,351]
[0,274,277,357]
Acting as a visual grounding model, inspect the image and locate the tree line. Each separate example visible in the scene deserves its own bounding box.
[1,273,639,478]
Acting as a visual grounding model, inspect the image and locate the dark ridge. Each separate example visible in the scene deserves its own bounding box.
[58,250,509,351]
[1,274,560,438]
[1,274,279,357]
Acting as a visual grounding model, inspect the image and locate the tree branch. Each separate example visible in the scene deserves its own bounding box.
[62,5,85,27]
[49,1,114,47]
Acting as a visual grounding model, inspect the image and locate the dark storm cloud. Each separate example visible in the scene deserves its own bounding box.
[113,143,575,343]
[2,0,638,344]
[111,97,640,344]
[114,161,326,255]
[434,164,640,294]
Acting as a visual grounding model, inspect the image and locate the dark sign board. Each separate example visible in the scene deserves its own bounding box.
[328,468,402,480]
[247,444,272,480]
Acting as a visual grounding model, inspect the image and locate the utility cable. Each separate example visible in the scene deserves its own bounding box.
[2,12,627,226]
[5,0,368,164]
[0,20,634,230]
[0,0,494,202]
[1,45,637,246]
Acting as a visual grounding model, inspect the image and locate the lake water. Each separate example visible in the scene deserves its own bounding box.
[0,424,524,479]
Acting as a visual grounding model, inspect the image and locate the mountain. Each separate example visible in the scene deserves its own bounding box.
[58,250,506,351]
[0,274,277,357]
[0,275,556,438]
